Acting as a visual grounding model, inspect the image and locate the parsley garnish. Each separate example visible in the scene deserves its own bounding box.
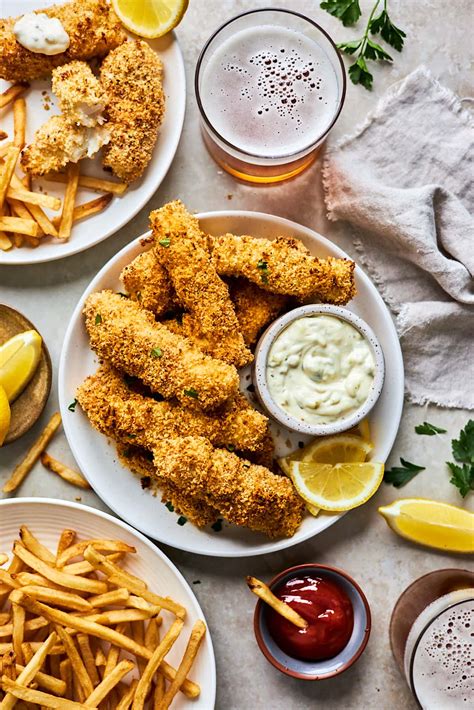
[446,420,474,497]
[159,238,171,248]
[95,313,102,324]
[121,448,131,458]
[165,501,174,512]
[320,0,361,26]
[257,259,269,284]
[211,519,223,532]
[192,580,201,585]
[177,516,187,526]
[68,399,78,412]
[150,347,163,359]
[370,6,406,52]
[384,458,425,488]
[226,444,235,452]
[415,422,447,436]
[183,388,198,399]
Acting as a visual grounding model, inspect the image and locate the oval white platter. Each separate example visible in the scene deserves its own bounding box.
[59,211,404,557]
[0,497,216,708]
[0,0,186,265]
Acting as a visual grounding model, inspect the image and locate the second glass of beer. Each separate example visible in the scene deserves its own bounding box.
[195,8,346,184]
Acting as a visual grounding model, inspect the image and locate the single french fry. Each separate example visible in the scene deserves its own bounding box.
[0,554,8,566]
[156,620,206,710]
[246,576,308,629]
[12,233,24,247]
[56,531,76,562]
[125,596,161,617]
[0,232,12,251]
[58,164,79,240]
[19,526,56,565]
[144,618,158,651]
[12,544,107,595]
[46,173,127,196]
[0,613,10,625]
[0,677,90,709]
[1,632,58,710]
[84,659,134,707]
[159,659,199,699]
[0,216,38,236]
[103,623,126,679]
[82,609,156,627]
[0,651,16,681]
[21,642,64,656]
[76,635,100,688]
[11,603,25,665]
[13,98,26,149]
[0,84,29,109]
[0,568,20,590]
[116,679,138,710]
[52,194,113,229]
[14,664,66,696]
[57,541,135,569]
[72,669,85,703]
[3,413,62,493]
[59,659,73,700]
[130,620,146,675]
[12,572,63,591]
[0,146,20,210]
[132,618,184,710]
[87,588,129,609]
[7,188,61,212]
[54,626,94,699]
[62,553,124,577]
[20,586,93,613]
[94,647,106,668]
[0,615,49,639]
[40,454,90,491]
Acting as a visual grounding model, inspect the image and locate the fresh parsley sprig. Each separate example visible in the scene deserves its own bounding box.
[370,5,406,52]
[320,0,361,27]
[384,458,425,488]
[446,420,474,498]
[415,422,447,436]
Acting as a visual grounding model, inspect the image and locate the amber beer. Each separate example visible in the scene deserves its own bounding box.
[195,9,346,183]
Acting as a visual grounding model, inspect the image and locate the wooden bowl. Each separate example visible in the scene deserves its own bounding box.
[0,304,52,445]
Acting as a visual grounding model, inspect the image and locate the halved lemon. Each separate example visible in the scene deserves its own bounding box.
[379,499,474,553]
[0,330,42,403]
[0,384,11,446]
[289,460,384,511]
[112,0,189,38]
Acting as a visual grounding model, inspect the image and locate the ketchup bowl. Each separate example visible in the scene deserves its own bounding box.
[253,564,371,680]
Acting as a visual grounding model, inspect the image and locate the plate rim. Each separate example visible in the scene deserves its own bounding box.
[59,209,404,557]
[0,496,217,707]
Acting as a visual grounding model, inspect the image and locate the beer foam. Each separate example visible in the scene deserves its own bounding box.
[412,600,473,709]
[200,25,340,157]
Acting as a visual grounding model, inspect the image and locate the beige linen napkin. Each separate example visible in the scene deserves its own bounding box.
[323,66,474,409]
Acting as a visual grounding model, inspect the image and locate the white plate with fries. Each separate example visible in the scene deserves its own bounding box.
[0,0,186,265]
[58,210,404,557]
[0,497,216,708]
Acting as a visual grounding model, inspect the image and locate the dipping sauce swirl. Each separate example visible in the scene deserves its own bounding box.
[266,575,354,661]
[266,315,375,425]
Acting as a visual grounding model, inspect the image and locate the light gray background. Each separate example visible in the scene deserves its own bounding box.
[1,1,472,708]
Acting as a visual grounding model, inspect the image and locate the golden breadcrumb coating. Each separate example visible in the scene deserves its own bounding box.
[209,234,356,305]
[21,114,109,175]
[77,363,269,453]
[52,60,105,127]
[100,40,165,183]
[150,201,252,368]
[117,444,220,527]
[120,250,177,317]
[83,290,239,411]
[228,278,288,346]
[152,436,304,538]
[0,0,126,82]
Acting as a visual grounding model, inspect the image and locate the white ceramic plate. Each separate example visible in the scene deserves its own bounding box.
[0,497,216,709]
[0,0,186,265]
[59,211,404,557]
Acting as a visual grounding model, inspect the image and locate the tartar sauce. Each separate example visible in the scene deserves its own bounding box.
[14,13,70,56]
[267,315,375,425]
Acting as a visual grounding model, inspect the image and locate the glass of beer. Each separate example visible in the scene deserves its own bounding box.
[195,8,346,184]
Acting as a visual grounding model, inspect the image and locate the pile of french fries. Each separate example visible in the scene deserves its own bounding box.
[0,83,127,252]
[0,526,206,708]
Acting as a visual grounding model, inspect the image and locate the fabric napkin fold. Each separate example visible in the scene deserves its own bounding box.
[323,66,474,409]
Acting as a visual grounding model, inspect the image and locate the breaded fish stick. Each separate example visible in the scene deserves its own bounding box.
[209,234,356,305]
[228,278,288,346]
[77,363,269,452]
[117,444,220,528]
[84,290,239,411]
[152,436,304,538]
[150,201,252,368]
[0,0,126,82]
[52,60,105,126]
[100,40,165,183]
[121,250,177,317]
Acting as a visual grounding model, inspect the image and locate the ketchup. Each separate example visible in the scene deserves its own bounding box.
[266,575,354,661]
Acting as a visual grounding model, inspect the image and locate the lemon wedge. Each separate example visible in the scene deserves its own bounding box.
[0,330,42,403]
[112,0,189,38]
[289,460,384,511]
[379,499,474,553]
[0,384,11,446]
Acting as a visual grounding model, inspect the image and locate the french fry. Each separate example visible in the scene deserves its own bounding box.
[103,624,125,679]
[76,634,100,687]
[130,620,146,675]
[14,664,66,696]
[19,526,56,565]
[0,632,58,710]
[57,541,135,568]
[0,677,90,709]
[0,615,49,639]
[87,589,129,609]
[0,613,10,625]
[8,198,44,237]
[20,586,93,613]
[46,173,127,196]
[132,619,184,710]
[0,568,20,590]
[54,626,94,698]
[62,553,124,577]
[59,658,73,700]
[3,413,62,493]
[94,646,106,668]
[0,554,8,567]
[246,576,308,629]
[125,596,161,617]
[12,544,108,595]
[12,572,63,591]
[58,164,79,240]
[156,620,206,710]
[40,454,90,491]
[9,175,59,237]
[0,232,12,251]
[52,194,113,229]
[56,531,76,561]
[116,678,138,710]
[13,98,26,149]
[82,609,156,627]
[0,216,38,237]
[6,188,61,212]
[0,142,14,159]
[84,659,134,707]
[11,603,25,664]
[0,651,16,681]
[0,146,21,210]
[0,84,29,109]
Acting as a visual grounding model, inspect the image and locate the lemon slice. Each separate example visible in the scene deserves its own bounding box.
[379,499,474,553]
[0,330,42,403]
[0,384,11,446]
[112,0,189,38]
[289,460,384,511]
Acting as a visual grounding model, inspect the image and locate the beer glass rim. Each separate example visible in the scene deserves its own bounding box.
[194,7,347,161]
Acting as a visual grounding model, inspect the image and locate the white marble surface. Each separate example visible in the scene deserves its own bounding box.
[1,1,473,708]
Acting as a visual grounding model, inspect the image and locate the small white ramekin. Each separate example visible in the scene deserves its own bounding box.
[252,304,385,436]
